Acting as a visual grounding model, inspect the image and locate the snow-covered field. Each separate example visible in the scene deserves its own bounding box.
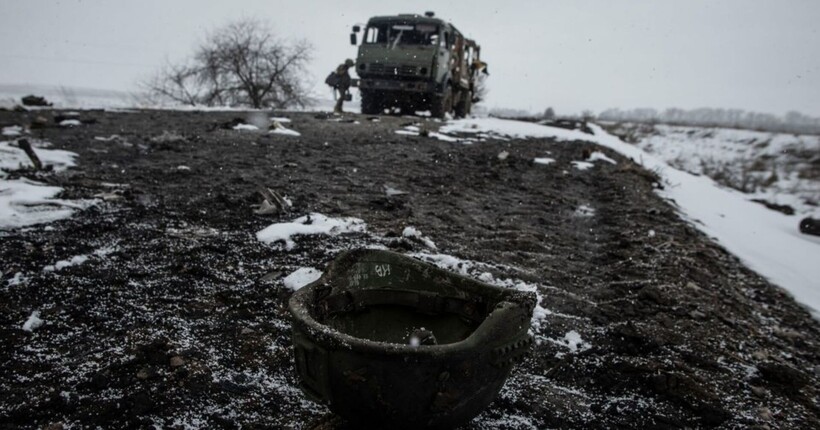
[605,123,820,216]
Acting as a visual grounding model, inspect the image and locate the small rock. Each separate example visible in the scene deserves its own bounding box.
[170,356,185,368]
[773,327,804,340]
[260,271,282,283]
[799,217,820,236]
[241,327,255,335]
[136,368,150,380]
[750,385,766,397]
[752,350,768,361]
[30,116,49,129]
[758,407,773,421]
[497,150,509,161]
[689,310,707,320]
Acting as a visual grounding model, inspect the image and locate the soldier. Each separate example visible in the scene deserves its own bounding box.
[332,58,355,114]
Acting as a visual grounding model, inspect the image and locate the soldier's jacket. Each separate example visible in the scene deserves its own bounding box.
[334,64,352,90]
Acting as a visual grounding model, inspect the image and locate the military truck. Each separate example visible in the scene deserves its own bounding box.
[350,11,487,118]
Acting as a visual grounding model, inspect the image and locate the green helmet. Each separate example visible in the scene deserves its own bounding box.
[289,249,535,429]
[344,58,355,67]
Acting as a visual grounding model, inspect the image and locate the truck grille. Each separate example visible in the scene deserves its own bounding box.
[369,63,418,76]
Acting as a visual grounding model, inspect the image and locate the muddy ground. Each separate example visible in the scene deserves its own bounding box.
[0,109,818,429]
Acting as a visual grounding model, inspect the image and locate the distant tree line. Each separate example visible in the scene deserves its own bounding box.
[598,107,820,135]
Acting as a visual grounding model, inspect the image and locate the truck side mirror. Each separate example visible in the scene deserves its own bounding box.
[352,25,361,33]
[350,33,358,45]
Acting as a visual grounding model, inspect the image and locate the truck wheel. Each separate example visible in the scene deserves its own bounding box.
[431,86,453,119]
[360,91,381,115]
[453,90,468,118]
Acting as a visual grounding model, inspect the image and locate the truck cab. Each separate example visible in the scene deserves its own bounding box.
[350,12,485,118]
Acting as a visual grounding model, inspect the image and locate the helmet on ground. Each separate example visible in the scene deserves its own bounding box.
[289,249,536,429]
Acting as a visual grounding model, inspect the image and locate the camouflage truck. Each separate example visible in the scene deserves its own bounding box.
[350,11,487,118]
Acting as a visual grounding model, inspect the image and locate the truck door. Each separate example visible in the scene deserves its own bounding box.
[452,32,469,89]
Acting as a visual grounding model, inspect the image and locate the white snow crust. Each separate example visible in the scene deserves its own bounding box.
[22,311,43,332]
[402,226,437,250]
[269,125,300,136]
[256,213,367,250]
[0,139,87,229]
[43,254,89,272]
[233,123,259,131]
[59,119,81,127]
[283,267,322,291]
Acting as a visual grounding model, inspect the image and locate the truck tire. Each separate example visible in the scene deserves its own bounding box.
[431,86,453,119]
[454,90,472,119]
[360,90,381,115]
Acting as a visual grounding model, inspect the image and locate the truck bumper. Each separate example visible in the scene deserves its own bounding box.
[359,78,434,94]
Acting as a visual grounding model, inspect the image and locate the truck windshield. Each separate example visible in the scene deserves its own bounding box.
[364,23,440,47]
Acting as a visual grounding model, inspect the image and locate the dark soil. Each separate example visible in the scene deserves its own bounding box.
[1,109,818,429]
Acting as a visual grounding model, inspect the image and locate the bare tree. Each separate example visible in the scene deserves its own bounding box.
[143,61,204,106]
[144,19,313,109]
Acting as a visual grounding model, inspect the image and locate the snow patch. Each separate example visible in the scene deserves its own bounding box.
[283,267,322,291]
[589,151,617,164]
[0,178,88,229]
[571,161,594,171]
[1,139,88,229]
[22,311,43,332]
[402,226,437,250]
[6,272,27,287]
[256,213,367,250]
[2,125,23,137]
[270,124,300,136]
[233,123,259,131]
[59,119,81,127]
[441,117,591,141]
[44,254,89,272]
[534,157,555,165]
[561,330,591,353]
[574,205,596,217]
[0,140,78,172]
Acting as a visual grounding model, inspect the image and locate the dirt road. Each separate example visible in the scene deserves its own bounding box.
[1,109,818,429]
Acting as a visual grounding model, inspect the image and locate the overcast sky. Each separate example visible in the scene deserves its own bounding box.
[1,0,818,116]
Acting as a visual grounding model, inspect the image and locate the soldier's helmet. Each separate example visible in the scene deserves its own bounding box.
[289,249,536,429]
[344,58,355,67]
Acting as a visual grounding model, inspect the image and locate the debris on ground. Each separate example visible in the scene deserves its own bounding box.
[21,95,52,107]
[254,187,292,215]
[800,217,820,236]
